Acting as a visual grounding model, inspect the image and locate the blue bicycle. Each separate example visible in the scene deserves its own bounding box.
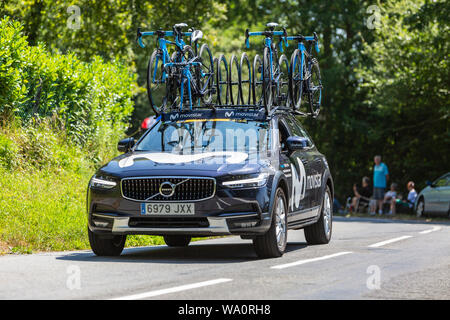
[245,22,289,112]
[287,32,322,117]
[137,23,214,114]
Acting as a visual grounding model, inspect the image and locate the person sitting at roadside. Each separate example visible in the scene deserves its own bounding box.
[384,183,398,215]
[350,177,372,212]
[395,181,418,213]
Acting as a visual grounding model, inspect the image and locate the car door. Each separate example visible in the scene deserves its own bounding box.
[428,174,450,215]
[288,115,325,208]
[278,116,316,222]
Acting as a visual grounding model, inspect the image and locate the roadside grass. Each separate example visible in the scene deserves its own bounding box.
[0,166,170,254]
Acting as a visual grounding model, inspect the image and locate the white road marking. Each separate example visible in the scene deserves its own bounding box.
[271,251,353,270]
[419,226,441,234]
[368,235,412,248]
[110,278,232,300]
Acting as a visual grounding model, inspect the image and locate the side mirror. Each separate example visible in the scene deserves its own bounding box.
[286,136,309,151]
[117,137,135,153]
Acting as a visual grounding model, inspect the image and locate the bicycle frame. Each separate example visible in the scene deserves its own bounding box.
[286,34,319,82]
[137,29,192,87]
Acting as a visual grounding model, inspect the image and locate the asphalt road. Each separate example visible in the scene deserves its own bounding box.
[0,216,449,300]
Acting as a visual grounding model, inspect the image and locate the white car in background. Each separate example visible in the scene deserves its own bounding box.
[415,172,450,217]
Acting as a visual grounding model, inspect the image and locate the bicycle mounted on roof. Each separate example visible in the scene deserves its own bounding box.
[137,22,323,118]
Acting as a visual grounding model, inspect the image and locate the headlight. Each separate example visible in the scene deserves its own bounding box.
[89,176,117,189]
[222,172,269,188]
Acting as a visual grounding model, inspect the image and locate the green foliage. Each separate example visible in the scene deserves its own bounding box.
[357,0,450,192]
[0,17,136,163]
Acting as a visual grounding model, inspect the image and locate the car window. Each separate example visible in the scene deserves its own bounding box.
[434,174,450,187]
[284,115,313,147]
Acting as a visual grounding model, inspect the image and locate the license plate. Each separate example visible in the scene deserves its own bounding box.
[140,203,195,215]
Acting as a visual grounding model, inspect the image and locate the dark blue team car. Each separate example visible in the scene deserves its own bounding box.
[87,108,333,258]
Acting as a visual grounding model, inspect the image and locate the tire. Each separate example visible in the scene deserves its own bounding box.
[278,54,290,108]
[88,228,126,256]
[308,58,322,117]
[147,50,169,115]
[253,188,287,258]
[416,198,425,217]
[239,52,252,105]
[304,185,332,245]
[198,44,214,104]
[164,235,191,247]
[262,47,273,112]
[252,54,263,106]
[229,54,241,105]
[216,54,229,106]
[289,49,306,112]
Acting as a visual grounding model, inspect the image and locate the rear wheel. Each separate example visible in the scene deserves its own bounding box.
[289,49,306,112]
[252,54,263,106]
[164,235,191,247]
[253,188,287,258]
[198,44,214,104]
[308,58,322,117]
[88,228,126,256]
[239,52,252,105]
[216,54,229,106]
[229,54,241,105]
[278,54,290,108]
[147,50,169,115]
[304,185,332,244]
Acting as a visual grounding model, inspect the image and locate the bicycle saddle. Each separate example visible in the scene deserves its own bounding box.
[266,22,279,28]
[174,23,188,29]
[191,30,203,42]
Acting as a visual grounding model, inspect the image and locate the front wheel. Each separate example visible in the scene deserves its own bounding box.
[416,198,425,217]
[304,185,332,244]
[88,228,126,256]
[253,188,287,258]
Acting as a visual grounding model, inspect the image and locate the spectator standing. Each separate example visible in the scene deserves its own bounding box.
[371,155,389,215]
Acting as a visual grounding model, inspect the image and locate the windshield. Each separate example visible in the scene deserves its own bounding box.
[136,119,271,154]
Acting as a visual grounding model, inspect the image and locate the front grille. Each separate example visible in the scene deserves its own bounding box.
[121,177,215,201]
[128,217,209,228]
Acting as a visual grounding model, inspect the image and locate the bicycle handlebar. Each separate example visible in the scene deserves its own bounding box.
[245,28,288,52]
[285,32,320,53]
[136,27,192,48]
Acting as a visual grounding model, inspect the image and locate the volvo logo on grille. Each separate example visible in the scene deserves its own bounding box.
[159,181,176,197]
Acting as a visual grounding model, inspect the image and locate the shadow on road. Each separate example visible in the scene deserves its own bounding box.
[56,241,308,264]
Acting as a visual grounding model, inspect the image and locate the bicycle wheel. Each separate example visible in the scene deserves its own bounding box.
[216,54,229,106]
[229,54,240,105]
[252,54,263,106]
[262,47,273,112]
[278,54,290,108]
[289,49,307,112]
[147,50,169,115]
[198,44,214,105]
[308,58,322,117]
[240,52,252,105]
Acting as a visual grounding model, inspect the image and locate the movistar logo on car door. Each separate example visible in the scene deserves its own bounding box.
[290,157,322,211]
